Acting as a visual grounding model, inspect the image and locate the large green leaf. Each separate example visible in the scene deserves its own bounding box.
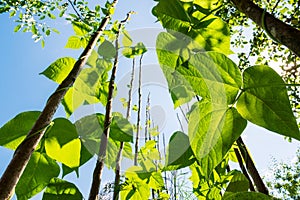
[0,111,41,150]
[236,65,300,140]
[156,32,240,107]
[153,0,232,54]
[222,192,274,200]
[188,101,247,177]
[42,178,83,200]
[165,131,196,170]
[187,52,242,104]
[16,152,60,200]
[40,57,76,84]
[45,118,81,168]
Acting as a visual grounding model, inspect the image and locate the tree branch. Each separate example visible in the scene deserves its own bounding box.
[231,0,300,57]
[233,147,255,191]
[0,1,118,199]
[113,57,135,200]
[236,137,269,194]
[88,12,132,200]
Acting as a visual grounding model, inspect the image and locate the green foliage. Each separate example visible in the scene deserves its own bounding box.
[0,111,41,150]
[16,152,60,200]
[165,131,196,170]
[236,65,300,140]
[42,178,83,200]
[222,191,274,200]
[189,101,247,177]
[98,40,117,59]
[44,118,81,168]
[75,113,133,168]
[152,0,232,55]
[40,57,76,84]
[1,0,299,199]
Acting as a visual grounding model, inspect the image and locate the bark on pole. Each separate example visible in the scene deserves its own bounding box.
[231,0,300,57]
[0,1,118,199]
[88,12,131,200]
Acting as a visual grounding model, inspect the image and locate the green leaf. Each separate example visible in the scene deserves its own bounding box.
[65,36,82,49]
[188,101,247,177]
[47,12,56,19]
[110,113,134,142]
[14,24,22,32]
[40,57,76,84]
[61,66,110,116]
[98,40,116,59]
[156,33,195,107]
[153,0,232,54]
[45,118,81,168]
[72,21,91,36]
[152,0,191,33]
[183,52,241,104]
[75,114,133,168]
[121,170,150,200]
[224,171,249,197]
[222,192,274,200]
[122,30,133,47]
[106,138,133,169]
[156,33,239,107]
[165,131,196,170]
[190,163,222,200]
[9,10,16,17]
[86,49,99,67]
[61,87,85,117]
[16,152,60,200]
[62,142,93,177]
[42,178,83,200]
[0,111,41,150]
[236,65,300,140]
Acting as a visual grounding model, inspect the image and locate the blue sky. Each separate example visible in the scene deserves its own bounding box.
[0,0,299,199]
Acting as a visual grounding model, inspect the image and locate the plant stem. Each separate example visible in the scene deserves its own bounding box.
[233,147,255,191]
[112,58,135,200]
[88,12,131,200]
[134,54,144,165]
[145,92,151,142]
[0,1,117,199]
[236,137,269,194]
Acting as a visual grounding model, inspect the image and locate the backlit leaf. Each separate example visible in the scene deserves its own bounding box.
[236,65,300,140]
[40,57,76,84]
[188,101,247,177]
[222,192,274,200]
[42,178,83,200]
[0,111,41,150]
[65,36,81,49]
[165,131,196,170]
[16,152,60,200]
[45,118,81,168]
